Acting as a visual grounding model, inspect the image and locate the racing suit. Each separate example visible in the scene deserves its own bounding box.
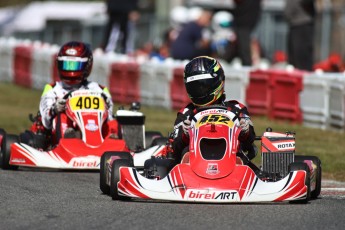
[39,80,114,133]
[171,97,256,163]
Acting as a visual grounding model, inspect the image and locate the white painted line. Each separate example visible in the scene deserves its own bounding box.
[322,180,345,185]
[322,188,345,191]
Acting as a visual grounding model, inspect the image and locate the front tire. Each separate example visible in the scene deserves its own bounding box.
[100,151,131,195]
[2,134,19,170]
[288,162,311,204]
[295,155,322,199]
[110,159,132,200]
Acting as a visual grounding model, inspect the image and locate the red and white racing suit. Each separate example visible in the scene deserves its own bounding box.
[39,81,114,132]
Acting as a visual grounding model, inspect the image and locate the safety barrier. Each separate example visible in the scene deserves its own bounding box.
[171,66,190,110]
[139,61,158,107]
[31,43,59,89]
[89,52,133,91]
[0,37,17,83]
[109,60,140,104]
[328,74,345,131]
[246,69,304,123]
[246,69,273,116]
[269,70,304,123]
[139,59,183,109]
[300,73,334,130]
[223,66,251,103]
[13,42,34,88]
[89,51,117,89]
[1,37,345,132]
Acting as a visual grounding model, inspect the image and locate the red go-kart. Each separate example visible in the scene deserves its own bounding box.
[102,105,321,203]
[0,89,138,170]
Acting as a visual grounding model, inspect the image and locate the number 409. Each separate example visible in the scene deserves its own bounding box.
[76,97,100,109]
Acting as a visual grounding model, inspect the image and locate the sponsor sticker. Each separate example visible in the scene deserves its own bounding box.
[206,163,220,175]
[70,156,99,167]
[85,120,98,131]
[186,190,239,201]
[273,142,295,150]
[11,158,26,163]
[66,48,77,55]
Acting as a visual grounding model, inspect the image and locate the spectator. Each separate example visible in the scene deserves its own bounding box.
[232,0,262,66]
[170,8,213,60]
[160,6,189,58]
[102,0,139,54]
[313,53,345,72]
[271,50,289,69]
[211,10,237,62]
[284,0,316,71]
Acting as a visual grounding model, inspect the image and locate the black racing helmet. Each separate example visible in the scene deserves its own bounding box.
[184,56,225,106]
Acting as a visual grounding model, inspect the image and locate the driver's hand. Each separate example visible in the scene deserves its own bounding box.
[239,118,252,135]
[182,120,191,136]
[54,98,66,113]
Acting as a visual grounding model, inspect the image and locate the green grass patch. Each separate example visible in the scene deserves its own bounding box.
[1,82,344,181]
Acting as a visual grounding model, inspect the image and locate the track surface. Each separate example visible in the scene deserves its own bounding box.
[1,168,344,230]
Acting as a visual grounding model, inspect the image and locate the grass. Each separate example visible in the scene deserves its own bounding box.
[1,82,345,181]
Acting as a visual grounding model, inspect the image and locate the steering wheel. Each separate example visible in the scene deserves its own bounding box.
[62,90,76,100]
[63,90,108,101]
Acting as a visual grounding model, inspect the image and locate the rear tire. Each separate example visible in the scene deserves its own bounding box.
[145,131,163,148]
[100,151,131,195]
[288,162,310,204]
[151,137,169,146]
[110,159,132,200]
[2,134,19,170]
[295,155,322,199]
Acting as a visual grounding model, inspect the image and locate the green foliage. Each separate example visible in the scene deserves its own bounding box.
[1,82,344,181]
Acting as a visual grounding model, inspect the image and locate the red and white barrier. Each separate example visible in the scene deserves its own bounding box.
[300,73,335,130]
[223,66,251,106]
[1,37,345,132]
[269,69,304,123]
[0,37,18,83]
[31,43,59,89]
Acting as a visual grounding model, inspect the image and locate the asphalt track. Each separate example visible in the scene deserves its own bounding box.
[1,168,344,230]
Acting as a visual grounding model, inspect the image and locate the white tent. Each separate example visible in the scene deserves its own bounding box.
[1,1,107,35]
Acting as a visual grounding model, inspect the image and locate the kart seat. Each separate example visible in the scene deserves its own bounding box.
[181,152,190,164]
[236,157,244,165]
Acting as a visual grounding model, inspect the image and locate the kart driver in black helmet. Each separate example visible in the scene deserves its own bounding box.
[171,56,257,163]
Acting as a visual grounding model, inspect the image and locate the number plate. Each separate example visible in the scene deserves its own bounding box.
[196,114,234,128]
[69,95,105,111]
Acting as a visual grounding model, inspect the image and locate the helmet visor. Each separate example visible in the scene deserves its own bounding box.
[185,73,223,105]
[57,56,88,71]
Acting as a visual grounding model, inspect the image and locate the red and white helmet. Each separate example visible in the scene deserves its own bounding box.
[56,41,93,86]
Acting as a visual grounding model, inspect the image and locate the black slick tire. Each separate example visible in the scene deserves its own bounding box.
[2,134,19,170]
[100,151,131,195]
[110,159,132,200]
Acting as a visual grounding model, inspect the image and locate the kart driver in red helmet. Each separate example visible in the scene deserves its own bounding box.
[39,41,117,143]
[171,56,257,163]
